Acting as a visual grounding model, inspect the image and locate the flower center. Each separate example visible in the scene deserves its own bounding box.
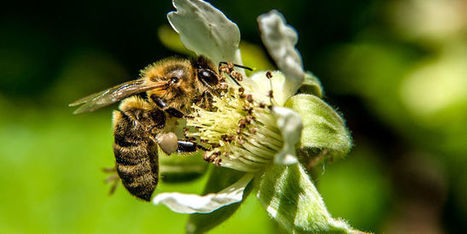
[187,86,284,172]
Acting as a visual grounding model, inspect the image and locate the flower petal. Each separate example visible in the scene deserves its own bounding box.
[153,173,254,214]
[271,106,303,165]
[244,71,293,106]
[186,168,251,234]
[258,10,305,95]
[168,0,242,64]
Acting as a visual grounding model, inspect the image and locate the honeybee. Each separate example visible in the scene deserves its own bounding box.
[70,56,242,201]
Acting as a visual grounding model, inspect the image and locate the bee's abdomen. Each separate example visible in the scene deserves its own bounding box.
[113,110,159,201]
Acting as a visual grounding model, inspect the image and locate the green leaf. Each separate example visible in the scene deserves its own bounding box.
[285,94,352,165]
[186,168,252,234]
[256,163,355,233]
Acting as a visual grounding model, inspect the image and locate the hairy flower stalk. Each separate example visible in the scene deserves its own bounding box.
[188,86,283,172]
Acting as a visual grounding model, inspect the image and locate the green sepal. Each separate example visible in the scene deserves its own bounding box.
[159,149,208,183]
[256,163,355,233]
[185,167,251,234]
[298,72,324,98]
[285,94,352,166]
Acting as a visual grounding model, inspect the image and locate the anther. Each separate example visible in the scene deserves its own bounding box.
[219,83,228,90]
[214,158,222,167]
[246,94,254,103]
[245,115,254,124]
[242,104,252,112]
[266,71,273,79]
[238,119,246,125]
[268,90,274,98]
[231,71,243,81]
[249,128,257,134]
[203,152,210,161]
[227,62,234,71]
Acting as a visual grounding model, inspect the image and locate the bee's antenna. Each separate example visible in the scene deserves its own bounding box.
[219,62,253,71]
[229,75,242,86]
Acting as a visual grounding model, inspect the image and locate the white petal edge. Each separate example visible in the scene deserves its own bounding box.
[168,0,242,65]
[272,106,302,165]
[153,173,254,214]
[258,10,305,96]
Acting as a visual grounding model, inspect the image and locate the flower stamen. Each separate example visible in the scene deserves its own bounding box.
[187,87,284,172]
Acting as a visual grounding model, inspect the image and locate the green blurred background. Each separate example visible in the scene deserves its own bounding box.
[1,0,466,233]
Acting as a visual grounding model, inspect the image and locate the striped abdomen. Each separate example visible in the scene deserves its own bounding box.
[112,97,166,201]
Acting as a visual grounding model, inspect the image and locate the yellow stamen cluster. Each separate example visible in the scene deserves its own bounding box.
[187,87,283,172]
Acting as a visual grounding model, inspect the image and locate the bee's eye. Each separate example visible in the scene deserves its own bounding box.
[198,69,218,86]
[170,77,179,84]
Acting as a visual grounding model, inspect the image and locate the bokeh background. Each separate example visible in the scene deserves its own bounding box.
[1,0,466,233]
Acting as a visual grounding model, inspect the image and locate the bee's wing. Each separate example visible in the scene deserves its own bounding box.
[69,79,168,114]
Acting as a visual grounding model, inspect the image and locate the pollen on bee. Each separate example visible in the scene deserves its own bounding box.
[157,132,178,155]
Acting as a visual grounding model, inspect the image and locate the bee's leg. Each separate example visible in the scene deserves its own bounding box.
[165,108,184,118]
[102,166,119,196]
[150,95,185,118]
[176,140,208,153]
[107,174,120,196]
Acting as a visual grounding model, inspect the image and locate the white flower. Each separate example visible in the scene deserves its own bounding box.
[153,0,356,233]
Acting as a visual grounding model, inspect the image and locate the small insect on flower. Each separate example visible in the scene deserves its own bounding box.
[69,56,247,201]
